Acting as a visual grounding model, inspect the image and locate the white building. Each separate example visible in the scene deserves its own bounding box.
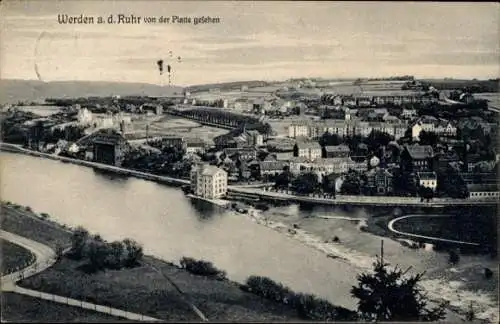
[416,172,437,191]
[288,123,310,138]
[77,108,93,126]
[412,116,457,140]
[190,164,228,199]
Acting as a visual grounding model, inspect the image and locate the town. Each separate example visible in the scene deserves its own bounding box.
[2,77,498,204]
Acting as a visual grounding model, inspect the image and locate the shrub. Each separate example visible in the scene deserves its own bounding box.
[244,275,356,321]
[448,250,460,265]
[179,257,227,280]
[70,226,90,260]
[55,244,65,260]
[40,213,50,220]
[123,238,143,267]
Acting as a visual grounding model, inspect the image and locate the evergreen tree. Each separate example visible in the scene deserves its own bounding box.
[351,241,447,321]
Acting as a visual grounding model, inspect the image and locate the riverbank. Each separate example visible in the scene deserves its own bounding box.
[1,202,356,322]
[3,143,497,208]
[248,204,498,323]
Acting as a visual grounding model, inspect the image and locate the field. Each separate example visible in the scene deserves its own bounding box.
[1,292,131,322]
[126,115,228,144]
[475,93,500,110]
[2,203,301,322]
[18,256,300,322]
[1,204,73,250]
[1,238,35,275]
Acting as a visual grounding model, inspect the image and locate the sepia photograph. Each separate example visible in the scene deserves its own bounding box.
[0,0,498,322]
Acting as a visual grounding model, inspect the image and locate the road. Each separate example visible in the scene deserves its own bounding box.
[0,230,162,322]
[232,187,499,207]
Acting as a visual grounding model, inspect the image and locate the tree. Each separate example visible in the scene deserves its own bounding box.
[106,241,125,269]
[365,130,394,153]
[448,250,460,265]
[123,238,144,267]
[87,239,109,271]
[351,243,447,321]
[341,171,361,195]
[319,132,342,147]
[70,226,89,259]
[419,131,439,147]
[321,173,337,197]
[291,172,319,195]
[275,168,292,190]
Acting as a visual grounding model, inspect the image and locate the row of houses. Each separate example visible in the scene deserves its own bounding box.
[411,116,457,140]
[288,119,408,139]
[321,92,439,107]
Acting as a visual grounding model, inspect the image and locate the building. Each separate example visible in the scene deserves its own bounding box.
[400,145,435,172]
[416,172,438,191]
[366,168,394,195]
[184,138,206,155]
[323,145,350,158]
[92,130,129,166]
[467,184,499,200]
[190,163,228,199]
[159,135,184,150]
[289,119,408,140]
[259,158,289,177]
[411,116,457,140]
[401,108,418,120]
[246,130,264,147]
[223,147,257,161]
[288,122,310,138]
[294,141,322,161]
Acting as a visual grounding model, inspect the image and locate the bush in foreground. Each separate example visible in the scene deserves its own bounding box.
[243,275,357,321]
[69,226,143,272]
[179,257,227,280]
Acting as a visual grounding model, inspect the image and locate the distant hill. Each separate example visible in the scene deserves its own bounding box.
[0,79,184,105]
[186,80,269,93]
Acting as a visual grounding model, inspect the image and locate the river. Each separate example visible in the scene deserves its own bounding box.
[0,152,359,309]
[1,152,497,322]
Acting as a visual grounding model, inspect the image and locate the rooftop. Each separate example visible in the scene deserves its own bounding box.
[295,141,322,150]
[197,164,226,177]
[417,171,437,179]
[467,183,499,192]
[324,145,350,153]
[405,144,434,159]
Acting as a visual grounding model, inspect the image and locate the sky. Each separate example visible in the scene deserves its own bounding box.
[0,1,498,86]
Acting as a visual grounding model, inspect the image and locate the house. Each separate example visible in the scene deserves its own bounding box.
[223,147,257,161]
[400,145,435,172]
[184,138,206,155]
[92,130,129,166]
[294,141,322,161]
[288,122,310,138]
[259,159,289,177]
[416,172,438,191]
[190,163,228,199]
[411,116,456,140]
[467,184,499,200]
[459,93,475,104]
[323,145,350,158]
[401,108,418,119]
[160,135,184,150]
[366,168,394,195]
[246,130,264,147]
[343,96,356,106]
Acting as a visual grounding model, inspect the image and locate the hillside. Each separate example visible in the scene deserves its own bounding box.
[0,79,184,104]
